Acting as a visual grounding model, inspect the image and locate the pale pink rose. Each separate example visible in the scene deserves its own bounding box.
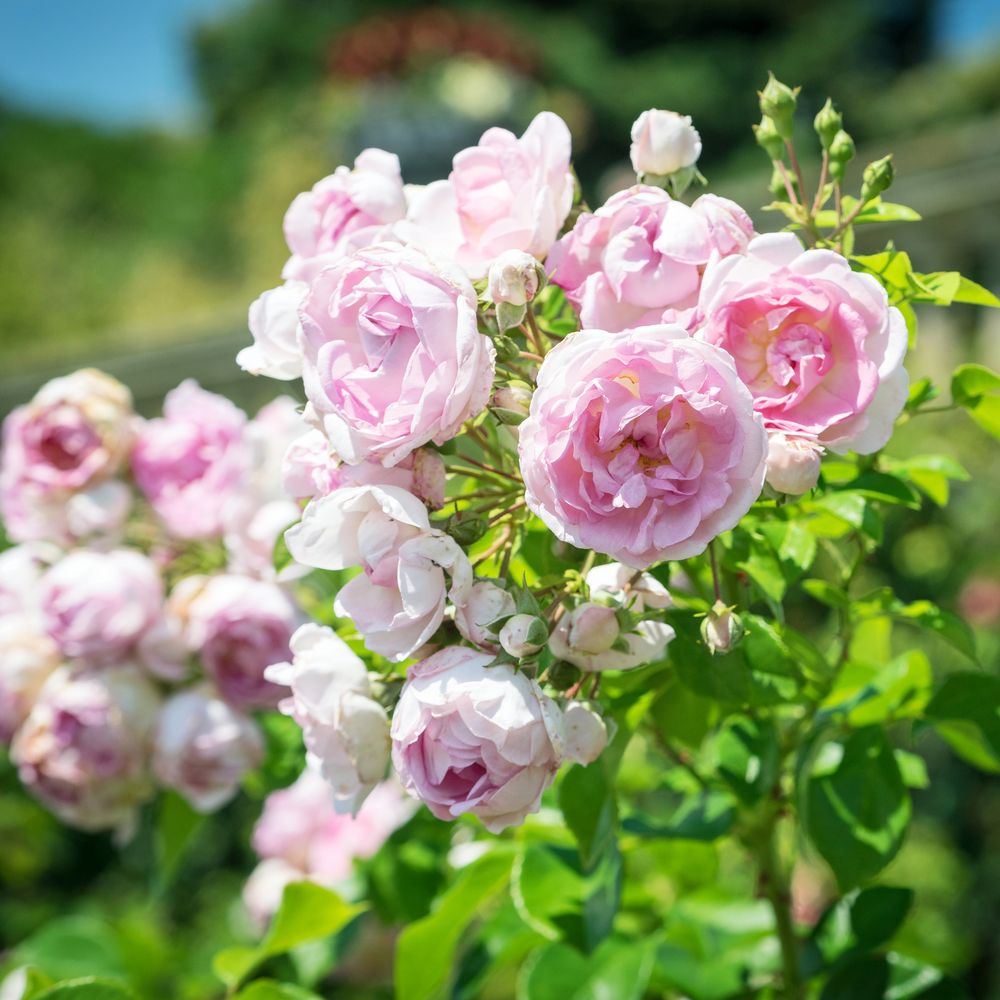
[454,580,516,651]
[692,194,756,257]
[282,149,406,277]
[403,113,574,279]
[183,574,301,710]
[12,664,160,833]
[0,370,137,544]
[265,624,390,814]
[286,484,472,661]
[299,242,495,466]
[0,544,57,618]
[132,381,250,539]
[519,326,768,567]
[549,601,674,673]
[153,687,264,812]
[238,281,307,381]
[0,616,61,743]
[697,233,909,453]
[245,768,412,926]
[390,646,563,832]
[585,563,672,613]
[629,109,702,177]
[548,185,720,332]
[40,549,163,665]
[765,432,823,495]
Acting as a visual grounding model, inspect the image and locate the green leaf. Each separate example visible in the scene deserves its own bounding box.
[802,728,911,890]
[924,672,1000,772]
[885,455,969,507]
[951,364,1000,440]
[819,650,933,726]
[13,917,125,983]
[155,791,205,886]
[520,938,655,1000]
[905,378,939,413]
[803,579,849,608]
[895,750,930,789]
[233,983,324,1000]
[850,886,913,950]
[559,759,617,870]
[30,981,136,1000]
[951,275,1000,307]
[821,954,889,1000]
[837,472,921,509]
[910,271,999,308]
[395,849,515,1000]
[214,883,364,990]
[511,845,587,941]
[711,716,780,806]
[886,954,969,999]
[623,790,736,842]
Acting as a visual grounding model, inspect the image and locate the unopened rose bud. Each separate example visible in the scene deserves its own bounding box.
[765,433,823,495]
[455,580,516,649]
[412,449,446,510]
[754,116,786,161]
[828,130,855,181]
[769,164,793,198]
[861,154,894,202]
[561,702,608,765]
[548,660,580,691]
[499,613,548,658]
[701,600,744,654]
[629,109,702,178]
[568,603,619,655]
[487,250,544,308]
[491,384,532,426]
[758,72,798,140]
[444,511,489,547]
[813,98,842,152]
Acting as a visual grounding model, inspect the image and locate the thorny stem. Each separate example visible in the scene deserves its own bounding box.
[775,160,800,207]
[473,522,512,566]
[450,452,520,483]
[467,424,506,465]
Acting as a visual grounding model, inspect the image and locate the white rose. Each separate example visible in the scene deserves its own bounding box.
[630,109,702,177]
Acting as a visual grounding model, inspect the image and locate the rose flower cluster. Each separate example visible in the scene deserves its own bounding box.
[0,371,316,834]
[237,104,908,835]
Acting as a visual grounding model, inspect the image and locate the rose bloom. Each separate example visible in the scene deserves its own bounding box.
[153,687,264,812]
[697,233,909,453]
[519,326,768,568]
[548,186,753,333]
[402,112,574,279]
[12,664,160,833]
[265,624,390,814]
[245,768,412,926]
[286,485,472,661]
[0,369,137,544]
[282,148,407,280]
[40,549,163,665]
[299,242,495,467]
[238,280,308,382]
[132,380,250,539]
[184,574,301,710]
[630,109,702,177]
[0,543,56,618]
[390,646,564,833]
[0,616,61,743]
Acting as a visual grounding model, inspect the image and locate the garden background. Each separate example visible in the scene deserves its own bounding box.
[2,0,1000,996]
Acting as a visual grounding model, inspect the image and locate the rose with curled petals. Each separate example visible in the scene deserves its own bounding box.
[518,325,768,568]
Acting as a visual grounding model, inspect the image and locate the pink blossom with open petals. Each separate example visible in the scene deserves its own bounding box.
[697,233,908,453]
[518,326,767,568]
[299,243,495,467]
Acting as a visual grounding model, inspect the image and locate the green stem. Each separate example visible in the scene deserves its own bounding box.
[756,820,803,1000]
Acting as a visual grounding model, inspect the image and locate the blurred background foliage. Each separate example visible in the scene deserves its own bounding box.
[2,0,1000,997]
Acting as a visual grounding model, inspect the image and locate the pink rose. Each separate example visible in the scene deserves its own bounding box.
[132,380,250,539]
[1,370,137,544]
[12,664,160,833]
[283,149,406,278]
[697,233,909,453]
[390,646,563,833]
[286,485,472,661]
[153,687,264,812]
[403,112,574,279]
[265,624,390,813]
[299,242,495,466]
[692,194,756,257]
[238,281,308,381]
[0,615,61,743]
[549,185,721,332]
[0,544,57,618]
[519,326,768,567]
[184,574,301,710]
[40,549,163,665]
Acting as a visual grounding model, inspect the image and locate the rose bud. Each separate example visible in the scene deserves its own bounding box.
[39,549,163,666]
[491,384,533,426]
[765,433,823,496]
[265,624,390,814]
[561,702,609,765]
[499,613,548,658]
[391,646,563,833]
[0,616,61,744]
[568,603,619,655]
[758,72,798,140]
[153,687,264,813]
[412,448,446,510]
[455,580,516,650]
[12,664,160,834]
[488,249,545,307]
[585,563,672,613]
[701,600,745,655]
[630,109,703,178]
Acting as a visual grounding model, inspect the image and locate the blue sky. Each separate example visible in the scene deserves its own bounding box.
[0,0,998,130]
